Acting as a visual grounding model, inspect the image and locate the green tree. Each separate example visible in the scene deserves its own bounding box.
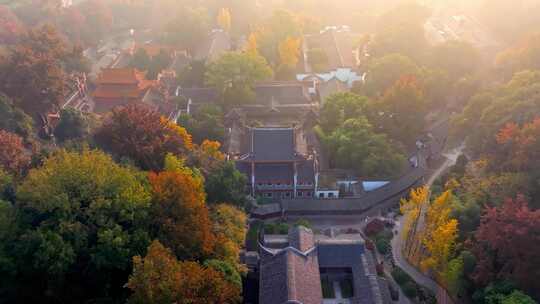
[0,94,34,139]
[205,52,273,105]
[370,2,431,61]
[178,59,207,88]
[359,53,419,97]
[178,104,224,144]
[376,75,427,145]
[319,92,370,132]
[11,149,151,303]
[54,108,88,143]
[316,117,406,178]
[205,161,248,208]
[500,291,537,304]
[163,6,210,55]
[428,40,480,79]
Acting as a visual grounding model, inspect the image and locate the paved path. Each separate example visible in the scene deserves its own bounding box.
[391,143,464,303]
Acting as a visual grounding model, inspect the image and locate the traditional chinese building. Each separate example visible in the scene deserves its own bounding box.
[92,68,156,113]
[232,126,318,201]
[258,227,392,304]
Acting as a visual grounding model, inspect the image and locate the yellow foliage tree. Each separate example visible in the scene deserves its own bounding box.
[421,219,458,276]
[217,8,232,32]
[278,36,302,68]
[400,187,429,246]
[420,191,459,276]
[246,32,259,56]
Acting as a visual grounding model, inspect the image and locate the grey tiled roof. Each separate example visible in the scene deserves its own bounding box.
[254,163,294,182]
[255,83,311,105]
[179,87,219,103]
[259,229,391,304]
[248,128,297,161]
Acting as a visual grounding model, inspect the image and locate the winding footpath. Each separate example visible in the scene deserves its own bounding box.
[391,144,464,303]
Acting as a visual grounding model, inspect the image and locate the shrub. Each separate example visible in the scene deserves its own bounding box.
[402,281,418,298]
[294,219,311,229]
[375,238,390,255]
[391,267,413,286]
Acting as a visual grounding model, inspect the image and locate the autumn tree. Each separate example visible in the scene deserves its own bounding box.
[189,140,225,176]
[149,167,215,260]
[210,204,247,279]
[245,32,259,56]
[420,191,459,276]
[0,130,30,176]
[205,51,273,105]
[10,149,152,303]
[472,196,540,298]
[95,105,192,171]
[217,8,232,32]
[452,70,540,158]
[277,36,301,79]
[496,117,540,172]
[126,240,241,304]
[400,187,429,259]
[251,9,303,65]
[0,5,24,44]
[0,25,66,117]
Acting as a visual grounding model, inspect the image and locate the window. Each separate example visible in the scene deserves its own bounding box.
[285,192,291,197]
[328,192,335,198]
[264,192,273,198]
[319,193,324,198]
[307,192,312,197]
[297,191,303,197]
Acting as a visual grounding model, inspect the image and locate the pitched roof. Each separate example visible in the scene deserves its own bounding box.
[96,68,145,85]
[305,28,360,71]
[179,87,220,103]
[259,228,390,304]
[255,82,312,105]
[246,128,297,161]
[254,163,294,182]
[259,227,323,304]
[93,69,156,101]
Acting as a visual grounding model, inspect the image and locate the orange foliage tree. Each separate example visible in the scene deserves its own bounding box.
[0,129,30,176]
[96,105,192,171]
[148,167,215,260]
[496,117,540,171]
[126,240,241,304]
